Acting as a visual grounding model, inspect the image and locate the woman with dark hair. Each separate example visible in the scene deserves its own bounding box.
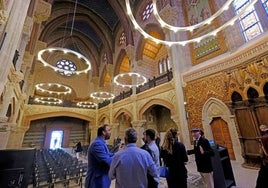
[161,128,188,188]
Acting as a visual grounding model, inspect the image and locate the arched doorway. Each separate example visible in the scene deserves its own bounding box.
[210,117,235,160]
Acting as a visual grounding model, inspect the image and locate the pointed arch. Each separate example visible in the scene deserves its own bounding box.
[139,98,175,119]
[202,97,243,162]
[113,108,133,123]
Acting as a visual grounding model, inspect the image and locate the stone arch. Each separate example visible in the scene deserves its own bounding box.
[114,49,127,76]
[139,98,175,120]
[202,97,243,161]
[243,85,260,100]
[113,108,133,123]
[263,82,268,96]
[98,113,110,125]
[24,111,93,129]
[136,23,165,61]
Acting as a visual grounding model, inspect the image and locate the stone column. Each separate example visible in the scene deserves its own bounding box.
[0,0,31,95]
[159,5,191,147]
[0,117,11,149]
[6,125,28,149]
[111,123,120,139]
[0,82,15,118]
[131,120,146,147]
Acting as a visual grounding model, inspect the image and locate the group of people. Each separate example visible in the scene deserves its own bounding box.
[84,124,215,188]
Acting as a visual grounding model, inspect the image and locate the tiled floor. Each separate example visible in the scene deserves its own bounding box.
[66,149,259,188]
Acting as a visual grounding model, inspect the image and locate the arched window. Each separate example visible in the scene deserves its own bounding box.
[142,2,153,21]
[233,0,263,42]
[158,56,171,74]
[119,32,126,46]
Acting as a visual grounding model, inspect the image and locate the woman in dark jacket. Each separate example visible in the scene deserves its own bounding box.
[161,128,188,188]
[75,142,83,159]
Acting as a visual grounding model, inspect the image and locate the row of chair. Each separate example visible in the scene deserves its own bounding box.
[30,149,87,188]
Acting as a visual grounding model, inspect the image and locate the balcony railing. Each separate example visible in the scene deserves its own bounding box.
[98,70,173,108]
[28,70,173,109]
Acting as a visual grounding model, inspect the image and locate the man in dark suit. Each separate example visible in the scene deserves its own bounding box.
[187,128,214,188]
[85,124,114,188]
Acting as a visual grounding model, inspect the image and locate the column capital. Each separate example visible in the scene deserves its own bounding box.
[131,120,146,128]
[10,70,24,83]
[170,115,180,124]
[33,0,51,23]
[111,123,120,129]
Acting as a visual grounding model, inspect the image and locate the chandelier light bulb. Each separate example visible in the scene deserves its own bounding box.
[35,83,72,95]
[113,72,147,88]
[125,0,258,46]
[38,47,91,75]
[34,97,63,105]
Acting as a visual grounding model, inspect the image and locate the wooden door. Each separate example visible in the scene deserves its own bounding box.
[211,117,235,160]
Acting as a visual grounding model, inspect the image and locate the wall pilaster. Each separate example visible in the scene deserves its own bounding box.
[131,120,146,147]
[159,6,191,147]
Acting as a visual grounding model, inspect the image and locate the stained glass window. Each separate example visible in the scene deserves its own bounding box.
[56,59,77,76]
[119,32,126,45]
[233,0,263,42]
[142,2,153,21]
[261,0,268,15]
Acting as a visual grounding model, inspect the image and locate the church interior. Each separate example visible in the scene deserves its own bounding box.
[0,0,268,187]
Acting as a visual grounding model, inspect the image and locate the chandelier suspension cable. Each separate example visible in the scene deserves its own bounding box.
[70,0,78,36]
[37,0,92,75]
[61,7,71,48]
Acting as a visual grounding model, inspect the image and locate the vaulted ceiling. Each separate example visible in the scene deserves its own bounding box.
[39,0,134,77]
[33,0,162,105]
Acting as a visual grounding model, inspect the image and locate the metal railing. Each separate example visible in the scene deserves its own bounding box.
[28,70,173,109]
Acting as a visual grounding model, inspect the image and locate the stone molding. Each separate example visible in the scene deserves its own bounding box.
[183,37,268,82]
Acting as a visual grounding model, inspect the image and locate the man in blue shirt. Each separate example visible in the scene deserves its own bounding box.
[85,124,114,188]
[109,128,158,188]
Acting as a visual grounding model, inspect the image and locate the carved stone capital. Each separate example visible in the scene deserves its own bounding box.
[0,10,7,25]
[23,16,33,36]
[33,0,51,23]
[131,120,146,128]
[10,71,24,83]
[0,116,8,123]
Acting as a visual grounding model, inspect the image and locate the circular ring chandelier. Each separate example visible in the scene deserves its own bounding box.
[34,97,63,105]
[125,0,258,46]
[113,72,147,88]
[90,91,115,101]
[77,101,98,108]
[37,47,91,75]
[35,83,72,95]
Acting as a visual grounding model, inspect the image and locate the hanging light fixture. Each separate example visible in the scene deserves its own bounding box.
[125,0,258,46]
[37,0,91,75]
[113,72,147,88]
[35,83,72,95]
